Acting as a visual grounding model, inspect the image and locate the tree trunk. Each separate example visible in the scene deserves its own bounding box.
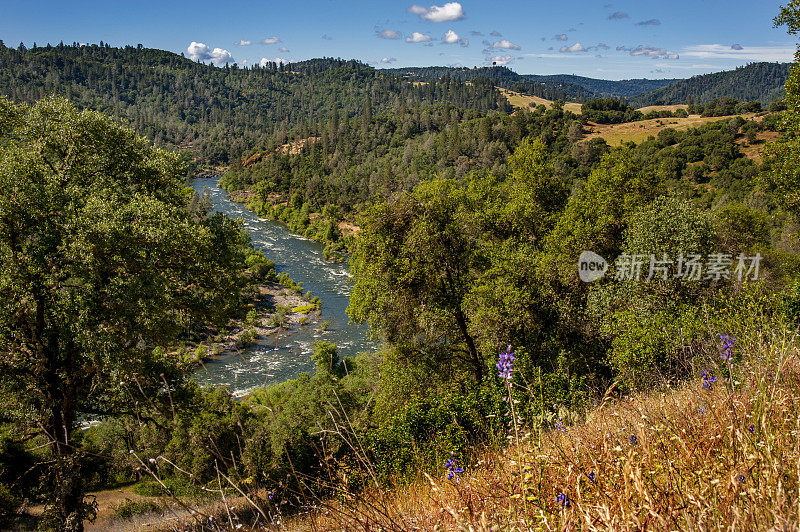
[455,308,483,382]
[42,320,87,531]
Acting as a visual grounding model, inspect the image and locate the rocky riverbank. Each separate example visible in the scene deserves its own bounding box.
[183,282,322,369]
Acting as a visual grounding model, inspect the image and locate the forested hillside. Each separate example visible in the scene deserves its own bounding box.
[630,62,791,107]
[530,74,678,97]
[0,42,511,165]
[383,65,594,100]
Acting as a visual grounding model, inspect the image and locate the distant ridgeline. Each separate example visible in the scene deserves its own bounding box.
[526,74,679,98]
[387,62,790,108]
[382,65,594,101]
[627,62,791,107]
[0,42,511,165]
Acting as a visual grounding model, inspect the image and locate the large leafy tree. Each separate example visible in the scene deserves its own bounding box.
[348,139,567,382]
[0,96,248,530]
[770,1,800,218]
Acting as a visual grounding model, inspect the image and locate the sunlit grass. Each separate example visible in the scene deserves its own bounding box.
[289,325,800,530]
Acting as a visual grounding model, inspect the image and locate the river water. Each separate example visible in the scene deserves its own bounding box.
[190,178,374,395]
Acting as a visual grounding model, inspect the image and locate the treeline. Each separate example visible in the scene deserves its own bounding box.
[0,42,511,165]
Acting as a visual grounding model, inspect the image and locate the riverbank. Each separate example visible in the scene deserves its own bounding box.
[224,185,356,263]
[184,281,322,370]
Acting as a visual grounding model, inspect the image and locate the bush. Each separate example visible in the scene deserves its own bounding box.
[114,499,162,520]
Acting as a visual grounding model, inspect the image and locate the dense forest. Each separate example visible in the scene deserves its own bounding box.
[0,42,511,165]
[383,65,594,100]
[629,61,791,107]
[528,73,679,98]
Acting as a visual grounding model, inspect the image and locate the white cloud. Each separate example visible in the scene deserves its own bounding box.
[406,32,432,43]
[235,40,252,46]
[554,34,568,41]
[408,2,466,22]
[260,57,289,67]
[442,29,468,46]
[377,29,402,40]
[443,29,460,44]
[381,57,397,63]
[261,36,281,45]
[187,42,235,66]
[682,43,794,61]
[560,42,586,53]
[492,39,521,50]
[279,46,290,53]
[487,54,514,65]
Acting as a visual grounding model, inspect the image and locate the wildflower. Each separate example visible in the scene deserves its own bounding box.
[497,345,515,380]
[748,425,755,433]
[738,474,746,483]
[701,370,717,390]
[588,471,595,482]
[555,420,568,433]
[445,453,464,483]
[719,334,735,362]
[698,406,706,414]
[629,434,638,446]
[556,493,571,509]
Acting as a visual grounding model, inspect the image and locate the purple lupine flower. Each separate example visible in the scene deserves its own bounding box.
[497,345,515,380]
[445,452,464,483]
[556,493,571,509]
[701,370,717,390]
[748,425,755,433]
[720,334,735,362]
[555,420,568,433]
[588,471,595,482]
[737,474,746,483]
[629,434,638,446]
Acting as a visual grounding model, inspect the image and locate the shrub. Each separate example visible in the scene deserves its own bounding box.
[113,499,162,520]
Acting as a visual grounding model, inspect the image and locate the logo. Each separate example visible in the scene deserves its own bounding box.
[578,251,608,282]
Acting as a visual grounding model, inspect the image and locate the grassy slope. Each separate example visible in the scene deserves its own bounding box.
[584,113,760,146]
[497,87,583,114]
[287,324,800,530]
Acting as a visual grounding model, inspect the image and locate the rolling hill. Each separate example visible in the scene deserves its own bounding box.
[628,62,791,107]
[525,74,679,97]
[381,65,595,101]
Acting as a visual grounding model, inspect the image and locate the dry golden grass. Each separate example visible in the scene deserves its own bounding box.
[636,104,690,113]
[585,114,759,146]
[738,131,779,163]
[498,88,583,114]
[287,325,800,531]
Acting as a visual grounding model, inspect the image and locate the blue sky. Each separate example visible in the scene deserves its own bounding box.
[1,0,796,80]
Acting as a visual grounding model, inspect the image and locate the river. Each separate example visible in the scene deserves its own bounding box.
[190,178,375,395]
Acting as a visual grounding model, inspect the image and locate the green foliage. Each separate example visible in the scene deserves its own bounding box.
[85,384,250,484]
[113,499,162,520]
[0,96,250,528]
[581,98,643,124]
[629,62,791,107]
[0,47,510,166]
